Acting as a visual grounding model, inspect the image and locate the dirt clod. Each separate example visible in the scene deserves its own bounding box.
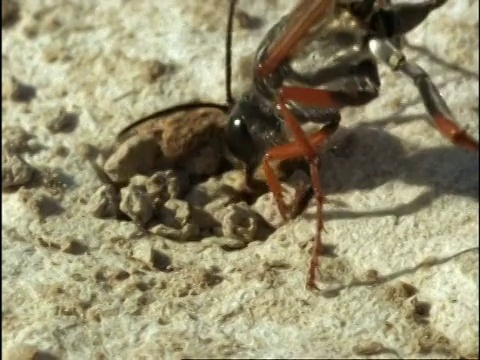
[158,199,190,226]
[2,126,33,154]
[130,240,171,271]
[60,238,88,255]
[2,76,36,102]
[201,236,247,250]
[235,9,263,30]
[119,183,154,226]
[18,189,64,218]
[149,222,200,241]
[352,341,386,356]
[185,175,237,208]
[104,135,163,183]
[219,202,259,242]
[45,107,78,133]
[142,59,171,83]
[145,170,189,203]
[89,185,121,218]
[2,0,20,28]
[2,149,34,189]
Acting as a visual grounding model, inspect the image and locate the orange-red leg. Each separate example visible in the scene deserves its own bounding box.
[372,38,479,153]
[262,86,341,289]
[432,115,478,153]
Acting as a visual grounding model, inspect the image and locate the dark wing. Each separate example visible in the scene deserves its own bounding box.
[257,0,336,77]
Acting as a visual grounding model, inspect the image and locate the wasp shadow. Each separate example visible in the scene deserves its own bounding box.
[307,121,479,222]
[319,246,478,298]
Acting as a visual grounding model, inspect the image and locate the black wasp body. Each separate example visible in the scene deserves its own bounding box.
[226,0,474,187]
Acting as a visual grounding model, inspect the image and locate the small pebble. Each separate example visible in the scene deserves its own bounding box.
[2,76,35,102]
[89,184,120,218]
[2,148,34,189]
[159,199,191,228]
[146,170,189,203]
[119,183,153,226]
[45,106,77,133]
[220,202,258,242]
[2,126,33,153]
[149,222,200,241]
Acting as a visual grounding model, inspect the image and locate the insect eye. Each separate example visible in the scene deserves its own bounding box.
[226,115,256,166]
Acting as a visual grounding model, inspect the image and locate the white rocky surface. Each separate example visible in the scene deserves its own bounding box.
[2,0,478,359]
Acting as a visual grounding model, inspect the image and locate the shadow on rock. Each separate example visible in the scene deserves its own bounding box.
[304,122,479,222]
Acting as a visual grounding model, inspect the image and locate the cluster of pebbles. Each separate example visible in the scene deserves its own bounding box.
[88,107,307,248]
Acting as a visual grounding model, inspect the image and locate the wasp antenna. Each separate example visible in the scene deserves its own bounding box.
[225,0,238,107]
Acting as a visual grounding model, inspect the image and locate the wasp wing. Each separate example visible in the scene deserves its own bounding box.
[258,0,336,77]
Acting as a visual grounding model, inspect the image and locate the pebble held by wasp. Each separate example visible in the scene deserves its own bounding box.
[120,0,479,290]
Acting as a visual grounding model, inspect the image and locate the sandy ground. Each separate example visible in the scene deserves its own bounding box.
[2,0,479,359]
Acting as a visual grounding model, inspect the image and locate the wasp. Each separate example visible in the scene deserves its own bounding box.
[119,0,479,290]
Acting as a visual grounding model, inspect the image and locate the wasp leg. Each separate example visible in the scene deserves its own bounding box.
[370,39,479,153]
[261,88,340,289]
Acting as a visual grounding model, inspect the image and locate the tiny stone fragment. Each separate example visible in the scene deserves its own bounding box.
[146,170,189,203]
[159,199,191,228]
[251,182,296,228]
[60,238,88,255]
[148,223,200,241]
[185,175,236,207]
[120,183,153,226]
[2,76,36,102]
[22,22,39,38]
[89,185,120,218]
[42,43,68,63]
[2,0,20,28]
[352,341,386,356]
[201,236,247,250]
[129,174,149,187]
[204,196,234,215]
[38,167,70,197]
[77,143,99,160]
[235,9,263,30]
[219,169,247,192]
[2,149,34,189]
[131,240,171,271]
[35,236,60,249]
[20,190,63,218]
[45,106,78,133]
[53,145,69,157]
[364,269,381,282]
[131,240,154,265]
[220,203,258,242]
[190,205,220,230]
[2,126,33,153]
[142,59,169,83]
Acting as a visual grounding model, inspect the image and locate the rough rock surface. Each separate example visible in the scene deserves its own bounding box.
[2,0,478,359]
